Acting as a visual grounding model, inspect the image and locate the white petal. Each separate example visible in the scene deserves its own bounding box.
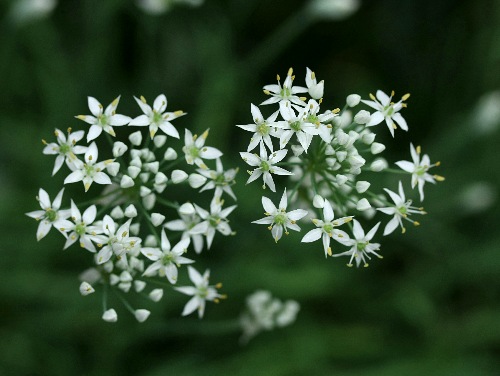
[88,97,102,117]
[383,216,399,236]
[153,94,167,113]
[301,228,322,243]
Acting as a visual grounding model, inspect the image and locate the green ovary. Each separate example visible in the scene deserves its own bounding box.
[75,223,86,236]
[290,121,302,132]
[98,115,108,126]
[260,161,270,171]
[398,206,407,215]
[323,224,333,233]
[209,216,219,227]
[274,214,287,225]
[189,146,200,158]
[280,87,291,98]
[46,209,57,222]
[384,105,394,116]
[357,241,368,251]
[256,122,270,135]
[59,143,70,155]
[416,166,427,176]
[162,254,174,265]
[153,111,163,124]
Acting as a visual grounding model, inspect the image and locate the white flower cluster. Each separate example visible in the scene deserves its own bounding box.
[27,94,236,322]
[238,67,444,267]
[239,290,300,344]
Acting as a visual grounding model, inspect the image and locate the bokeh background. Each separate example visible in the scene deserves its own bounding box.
[1,0,500,375]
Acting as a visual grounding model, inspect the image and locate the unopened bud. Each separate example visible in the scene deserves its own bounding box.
[112,141,128,157]
[171,170,188,184]
[346,94,361,107]
[151,213,165,227]
[129,131,142,146]
[188,173,207,188]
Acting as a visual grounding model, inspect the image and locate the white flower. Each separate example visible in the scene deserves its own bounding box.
[196,158,238,200]
[305,67,324,100]
[236,104,283,152]
[76,96,131,142]
[303,99,336,143]
[129,94,185,139]
[134,309,151,323]
[191,198,236,249]
[301,199,352,257]
[377,181,426,235]
[362,90,410,137]
[252,189,308,242]
[175,266,225,318]
[79,281,95,296]
[26,188,72,241]
[240,143,292,192]
[395,143,444,201]
[64,142,114,192]
[95,215,142,265]
[64,201,102,252]
[346,94,361,107]
[141,230,193,284]
[278,101,321,151]
[182,129,222,169]
[42,128,87,175]
[165,211,205,254]
[332,220,382,267]
[261,68,308,106]
[102,308,118,322]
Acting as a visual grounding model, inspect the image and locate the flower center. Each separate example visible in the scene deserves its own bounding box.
[197,286,208,298]
[323,223,333,233]
[46,209,57,222]
[260,161,270,171]
[98,114,108,126]
[306,114,318,124]
[85,164,95,177]
[256,122,270,135]
[153,111,163,124]
[75,223,86,236]
[188,146,200,158]
[398,206,408,215]
[162,253,174,265]
[274,213,287,225]
[357,241,368,251]
[290,121,302,132]
[280,87,291,98]
[59,143,71,155]
[384,105,394,116]
[209,215,220,228]
[416,166,427,176]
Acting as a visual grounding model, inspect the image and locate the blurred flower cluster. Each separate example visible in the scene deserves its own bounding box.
[239,68,444,266]
[27,94,237,322]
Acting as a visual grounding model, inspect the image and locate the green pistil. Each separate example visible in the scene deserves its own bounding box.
[260,161,270,171]
[197,287,208,298]
[209,216,220,227]
[59,143,70,154]
[75,223,86,236]
[162,253,174,265]
[398,206,407,215]
[357,241,368,251]
[189,146,200,158]
[215,174,226,184]
[290,121,302,132]
[46,209,57,222]
[274,213,287,225]
[153,111,163,124]
[384,105,394,116]
[307,114,318,123]
[280,87,291,98]
[256,122,270,135]
[416,166,427,176]
[85,164,95,176]
[98,114,108,126]
[323,223,333,233]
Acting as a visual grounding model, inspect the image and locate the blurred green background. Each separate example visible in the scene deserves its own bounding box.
[1,0,500,375]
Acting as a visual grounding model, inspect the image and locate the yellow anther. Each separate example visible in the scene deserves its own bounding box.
[76,115,86,120]
[174,110,184,116]
[416,145,421,154]
[392,123,397,129]
[391,90,395,97]
[319,98,323,104]
[67,127,72,133]
[268,226,272,230]
[369,93,376,101]
[215,283,223,289]
[364,263,369,268]
[402,227,406,234]
[42,139,47,145]
[402,93,411,101]
[333,108,340,114]
[347,263,353,267]
[140,95,147,103]
[413,221,420,226]
[311,71,316,80]
[299,96,307,101]
[435,161,441,166]
[276,74,280,81]
[263,90,271,95]
[54,130,59,136]
[434,175,445,181]
[327,247,332,256]
[122,231,128,237]
[88,155,93,161]
[402,103,408,108]
[287,67,293,76]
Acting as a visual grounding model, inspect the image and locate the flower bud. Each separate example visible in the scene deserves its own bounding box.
[313,194,325,208]
[124,204,138,218]
[135,309,151,323]
[154,183,166,194]
[164,147,177,161]
[140,172,150,183]
[171,169,188,184]
[144,161,159,174]
[143,193,156,210]
[291,145,304,157]
[325,145,335,155]
[144,235,157,247]
[354,110,371,124]
[120,175,135,189]
[118,282,131,293]
[308,81,324,100]
[346,94,361,107]
[356,198,371,211]
[151,213,165,227]
[129,157,142,168]
[188,173,207,188]
[336,150,347,162]
[129,131,142,146]
[370,158,388,172]
[112,141,128,157]
[355,181,370,193]
[153,135,167,148]
[127,166,141,179]
[102,308,118,322]
[106,162,120,177]
[371,142,386,154]
[109,274,120,285]
[155,172,168,185]
[149,289,164,302]
[134,280,147,292]
[130,223,140,235]
[79,281,95,296]
[336,174,348,186]
[361,132,376,145]
[179,202,195,215]
[140,186,152,197]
